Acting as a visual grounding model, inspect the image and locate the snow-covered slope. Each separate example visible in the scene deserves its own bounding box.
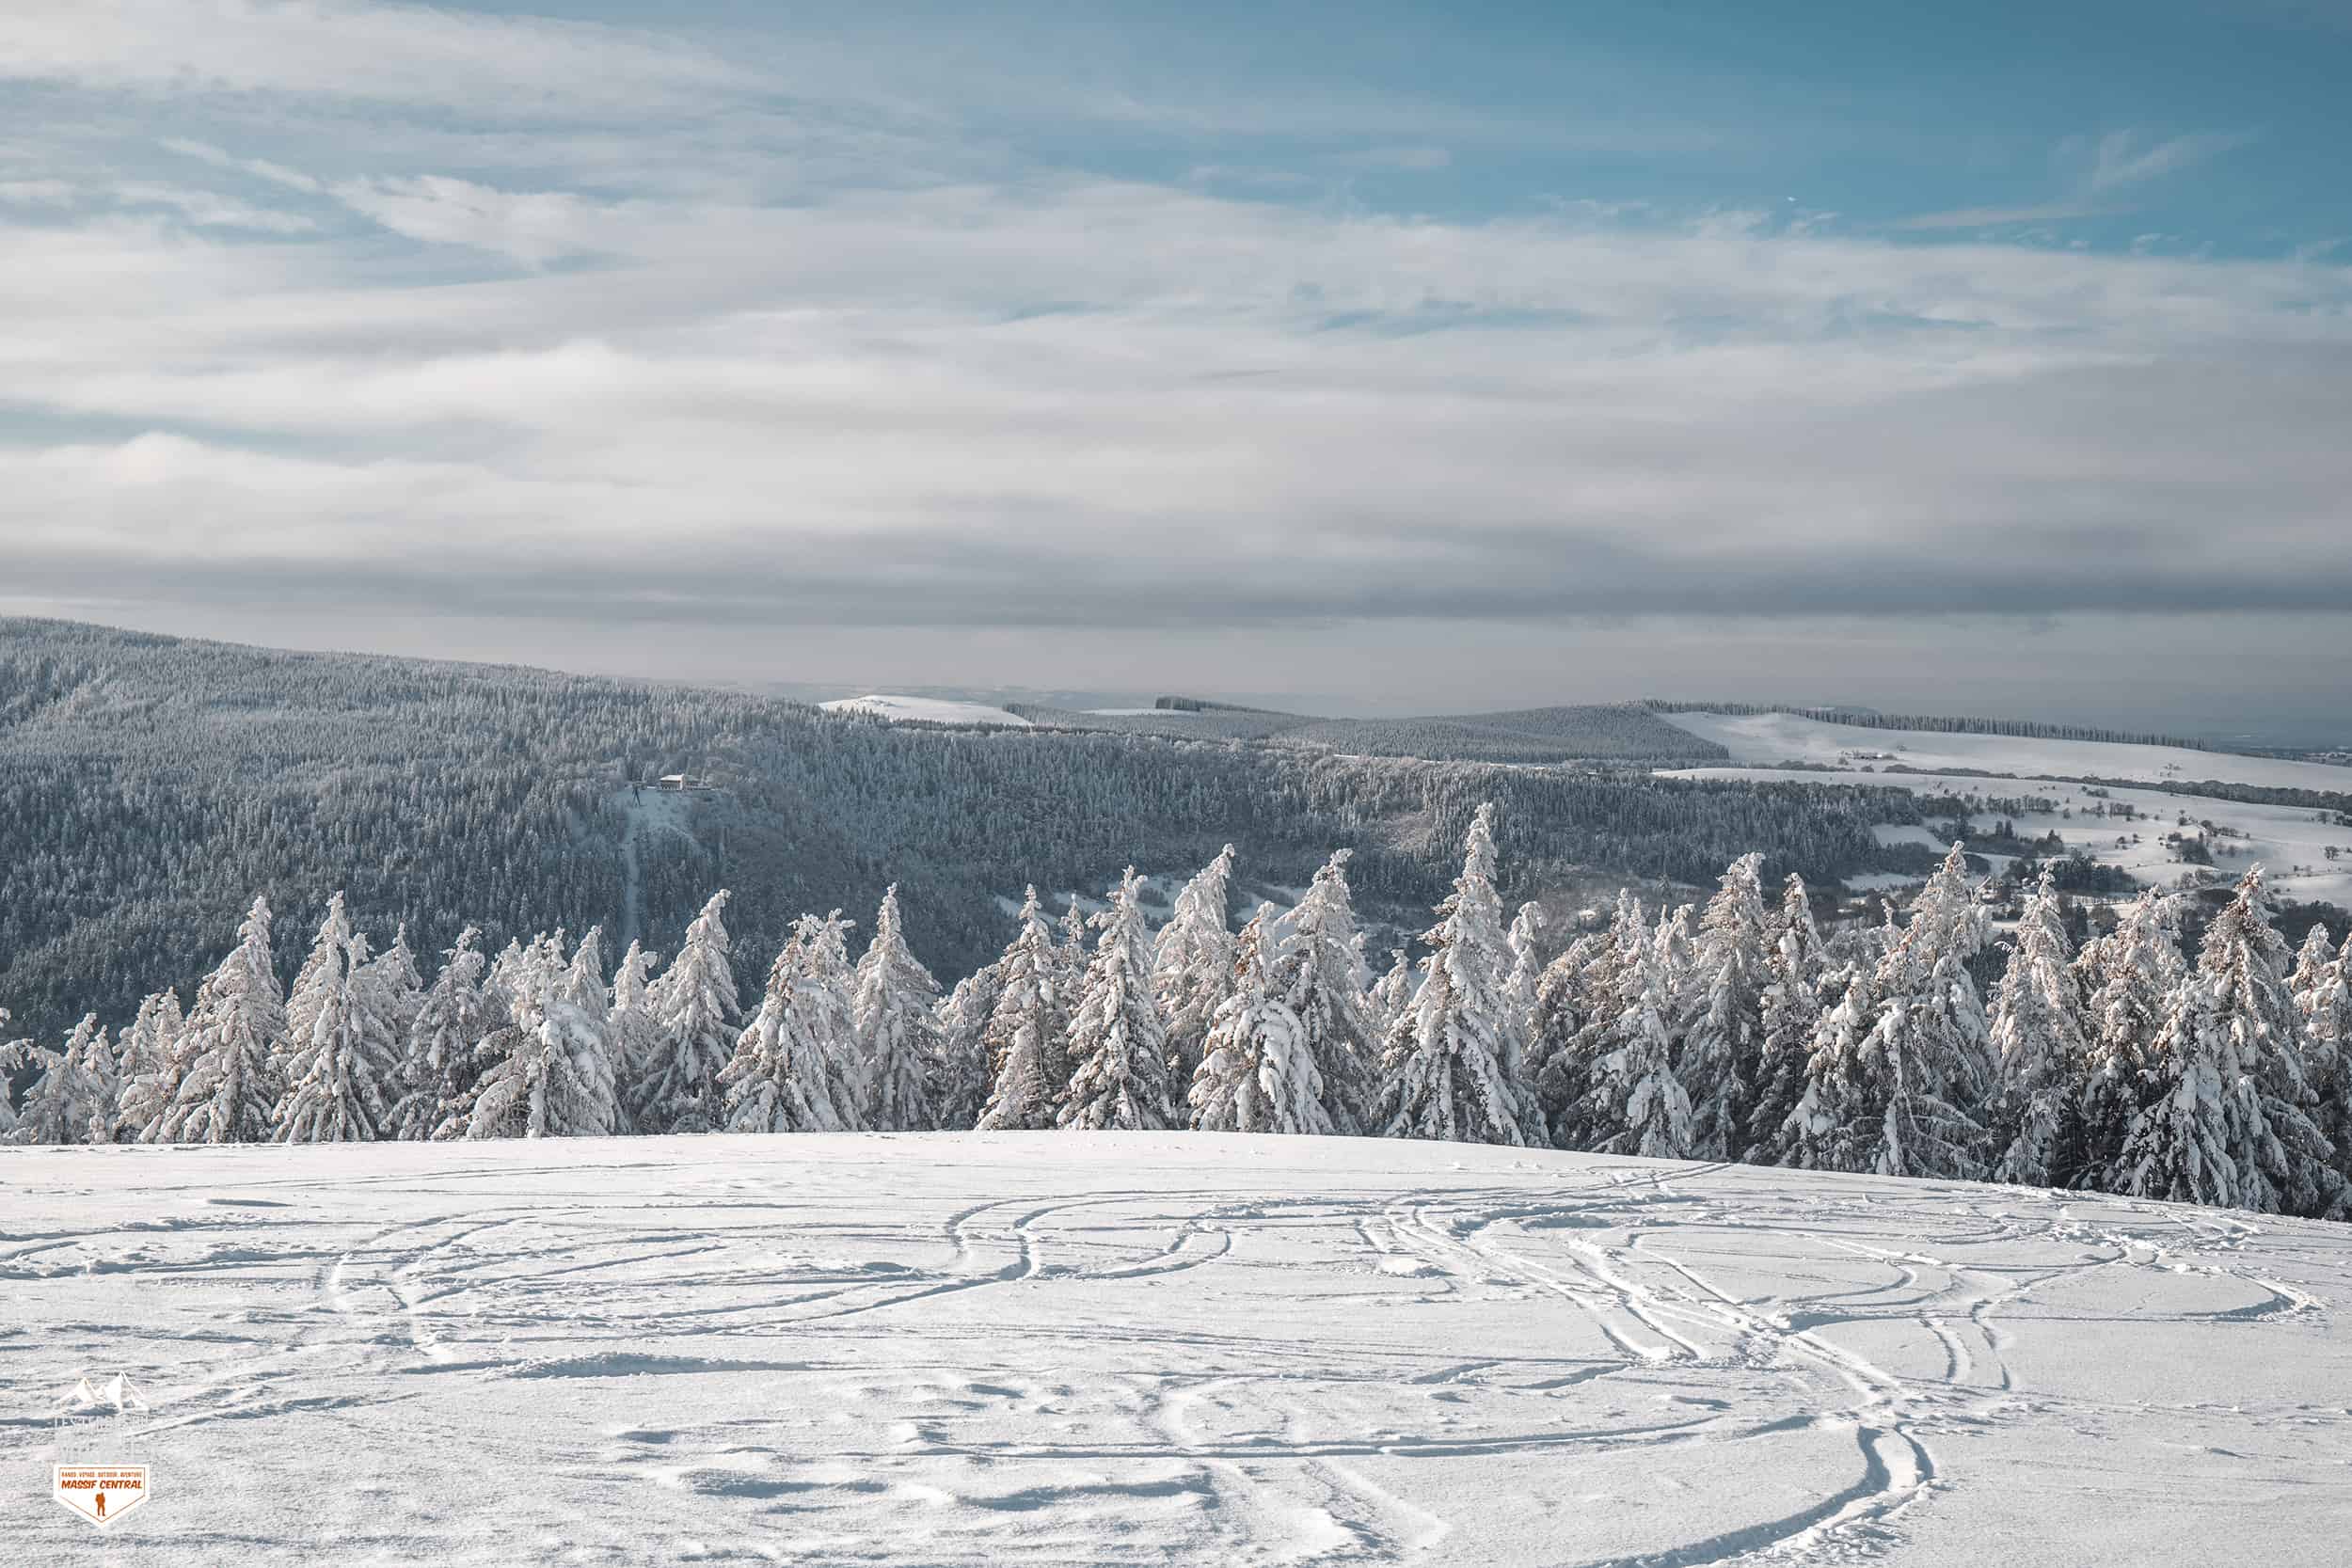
[10,1135,2350,1564]
[819,693,1033,727]
[1682,766,2352,906]
[1658,710,2350,792]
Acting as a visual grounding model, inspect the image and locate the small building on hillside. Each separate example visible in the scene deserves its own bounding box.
[657,772,714,793]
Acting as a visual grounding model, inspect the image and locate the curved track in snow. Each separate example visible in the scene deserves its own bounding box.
[5,1134,2350,1563]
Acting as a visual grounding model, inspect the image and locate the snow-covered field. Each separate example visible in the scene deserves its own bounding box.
[10,1135,2352,1565]
[1658,711,2352,793]
[819,694,1033,728]
[1675,766,2352,907]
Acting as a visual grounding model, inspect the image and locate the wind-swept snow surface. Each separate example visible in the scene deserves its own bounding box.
[8,1135,2352,1564]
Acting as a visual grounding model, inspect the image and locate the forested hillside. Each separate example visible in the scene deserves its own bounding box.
[0,619,1912,1039]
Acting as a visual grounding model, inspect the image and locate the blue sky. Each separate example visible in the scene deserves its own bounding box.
[2,1,2348,736]
[442,0,2350,253]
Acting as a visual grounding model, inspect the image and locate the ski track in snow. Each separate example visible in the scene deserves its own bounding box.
[6,1135,2352,1563]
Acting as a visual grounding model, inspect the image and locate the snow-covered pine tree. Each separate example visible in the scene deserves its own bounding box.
[1527,928,1607,1148]
[723,916,861,1133]
[111,989,185,1143]
[2119,970,2265,1210]
[390,928,501,1141]
[725,925,818,1132]
[157,896,287,1144]
[2,1027,66,1145]
[1062,868,1179,1131]
[803,911,865,1125]
[459,927,620,1139]
[1859,845,1997,1180]
[2074,890,2184,1190]
[366,923,427,1053]
[0,1012,21,1141]
[72,1014,119,1144]
[1504,899,1547,1048]
[2303,944,2352,1190]
[932,958,1004,1132]
[1988,868,2090,1187]
[1191,903,1326,1133]
[1057,894,1090,999]
[1583,939,1693,1159]
[556,927,607,1011]
[1488,899,1547,1128]
[1773,957,1882,1172]
[3,1015,108,1145]
[853,885,941,1132]
[1376,803,1544,1147]
[1544,891,1646,1150]
[274,933,401,1143]
[2294,925,2338,1014]
[1153,845,1236,1081]
[1652,901,1697,1012]
[1745,874,1825,1164]
[1827,900,1902,983]
[555,927,620,1122]
[528,929,569,992]
[2159,866,2342,1217]
[977,888,1069,1131]
[1277,849,1378,1134]
[1772,851,1992,1179]
[607,940,661,1132]
[722,927,829,1133]
[629,891,742,1134]
[486,938,532,1020]
[432,929,536,1140]
[1369,947,1417,1040]
[1678,853,1771,1161]
[282,891,355,1071]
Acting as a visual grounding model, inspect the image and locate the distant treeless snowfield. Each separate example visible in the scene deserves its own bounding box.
[818,694,1033,728]
[10,1134,2352,1564]
[1658,712,2352,906]
[1673,767,2352,908]
[1657,710,2352,793]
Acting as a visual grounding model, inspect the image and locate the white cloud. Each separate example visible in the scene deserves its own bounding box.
[0,0,755,110]
[2089,128,2261,191]
[112,182,317,232]
[1894,201,2111,231]
[0,1,2344,710]
[329,175,610,266]
[5,173,2348,634]
[160,136,324,194]
[0,177,74,205]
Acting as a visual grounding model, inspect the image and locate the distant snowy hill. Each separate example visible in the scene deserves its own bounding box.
[1657,708,2350,792]
[8,1134,2345,1564]
[818,693,1033,727]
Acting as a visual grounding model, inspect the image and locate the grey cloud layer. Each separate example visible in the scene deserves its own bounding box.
[1,1,2348,656]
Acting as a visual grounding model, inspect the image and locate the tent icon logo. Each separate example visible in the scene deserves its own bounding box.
[54,1464,151,1528]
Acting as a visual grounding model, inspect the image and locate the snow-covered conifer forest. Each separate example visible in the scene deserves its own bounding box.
[12,792,2352,1223]
[0,618,1913,1042]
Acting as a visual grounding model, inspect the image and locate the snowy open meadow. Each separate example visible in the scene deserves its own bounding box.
[1653,711,2352,795]
[10,1133,2352,1565]
[1662,766,2352,909]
